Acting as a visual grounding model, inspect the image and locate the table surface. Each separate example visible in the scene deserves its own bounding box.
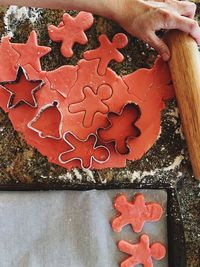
[0,4,199,267]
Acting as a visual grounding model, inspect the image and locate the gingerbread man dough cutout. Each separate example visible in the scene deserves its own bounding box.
[48,12,94,58]
[84,33,128,75]
[118,234,166,267]
[112,193,163,233]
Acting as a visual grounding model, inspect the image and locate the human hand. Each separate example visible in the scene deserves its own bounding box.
[113,0,200,61]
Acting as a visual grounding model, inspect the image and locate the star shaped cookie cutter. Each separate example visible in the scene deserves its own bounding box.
[59,131,111,169]
[27,101,63,140]
[0,66,44,109]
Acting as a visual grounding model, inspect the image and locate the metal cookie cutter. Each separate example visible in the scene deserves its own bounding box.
[59,131,111,169]
[97,102,141,155]
[0,66,45,109]
[27,101,63,140]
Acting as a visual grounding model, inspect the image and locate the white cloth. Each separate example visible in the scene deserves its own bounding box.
[0,190,168,267]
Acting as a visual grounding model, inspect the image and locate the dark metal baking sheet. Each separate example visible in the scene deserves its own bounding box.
[0,182,186,267]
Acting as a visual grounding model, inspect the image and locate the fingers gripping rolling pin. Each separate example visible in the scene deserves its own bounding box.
[165,30,200,180]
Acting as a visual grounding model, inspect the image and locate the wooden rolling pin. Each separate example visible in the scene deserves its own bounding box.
[165,30,200,180]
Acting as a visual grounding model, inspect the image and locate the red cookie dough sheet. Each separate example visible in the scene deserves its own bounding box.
[0,190,168,267]
[0,11,174,171]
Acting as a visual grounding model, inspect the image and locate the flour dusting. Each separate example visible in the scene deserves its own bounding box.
[58,172,73,182]
[4,5,42,37]
[73,169,83,182]
[130,154,184,182]
[163,154,184,171]
[58,154,184,183]
[166,107,179,125]
[84,169,96,183]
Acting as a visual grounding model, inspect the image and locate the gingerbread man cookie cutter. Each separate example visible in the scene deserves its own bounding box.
[58,131,111,169]
[98,103,141,155]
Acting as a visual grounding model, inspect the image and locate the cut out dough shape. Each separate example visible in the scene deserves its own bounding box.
[45,65,79,98]
[0,12,175,170]
[118,234,166,267]
[84,33,128,75]
[48,12,94,58]
[0,37,20,82]
[12,31,51,71]
[59,132,110,169]
[0,66,44,109]
[69,84,113,128]
[112,193,163,233]
[98,103,140,154]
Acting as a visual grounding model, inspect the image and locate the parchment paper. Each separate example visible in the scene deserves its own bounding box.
[0,190,168,267]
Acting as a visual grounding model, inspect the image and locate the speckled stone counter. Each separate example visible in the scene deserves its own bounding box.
[0,5,199,267]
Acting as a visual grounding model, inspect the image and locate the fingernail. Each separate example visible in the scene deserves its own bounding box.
[162,53,170,61]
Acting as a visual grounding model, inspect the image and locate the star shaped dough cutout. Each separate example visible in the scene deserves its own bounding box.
[12,31,51,71]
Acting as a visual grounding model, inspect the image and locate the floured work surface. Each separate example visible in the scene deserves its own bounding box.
[0,12,174,170]
[0,7,187,185]
[0,190,167,267]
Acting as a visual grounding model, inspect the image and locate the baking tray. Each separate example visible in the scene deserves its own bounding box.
[0,177,186,267]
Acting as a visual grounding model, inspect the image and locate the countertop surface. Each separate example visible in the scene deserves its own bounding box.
[0,4,199,267]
